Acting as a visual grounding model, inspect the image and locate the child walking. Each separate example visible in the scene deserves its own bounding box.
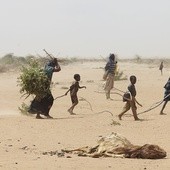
[65,74,86,115]
[118,75,142,121]
[160,77,170,115]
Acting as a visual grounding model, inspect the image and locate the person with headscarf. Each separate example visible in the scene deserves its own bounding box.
[29,58,61,119]
[104,53,117,99]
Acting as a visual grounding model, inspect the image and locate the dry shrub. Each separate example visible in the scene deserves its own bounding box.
[17,59,50,100]
[0,65,8,73]
[115,70,127,81]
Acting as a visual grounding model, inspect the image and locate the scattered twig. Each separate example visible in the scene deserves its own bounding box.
[93,110,113,116]
[125,93,170,116]
[20,93,29,99]
[113,87,126,93]
[54,94,66,100]
[79,97,114,117]
[79,97,93,111]
[137,95,170,115]
[43,49,54,60]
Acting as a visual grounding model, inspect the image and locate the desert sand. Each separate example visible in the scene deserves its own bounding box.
[0,60,170,170]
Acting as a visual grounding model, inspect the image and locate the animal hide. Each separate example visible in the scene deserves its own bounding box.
[62,132,166,159]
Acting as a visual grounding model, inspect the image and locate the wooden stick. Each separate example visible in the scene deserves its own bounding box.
[79,97,93,111]
[43,49,54,60]
[54,94,66,100]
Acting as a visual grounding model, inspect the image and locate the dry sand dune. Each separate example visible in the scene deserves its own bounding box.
[0,61,170,169]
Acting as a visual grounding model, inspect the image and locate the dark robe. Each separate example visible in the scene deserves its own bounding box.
[28,93,54,116]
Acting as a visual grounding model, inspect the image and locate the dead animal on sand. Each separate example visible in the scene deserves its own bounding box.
[62,132,166,159]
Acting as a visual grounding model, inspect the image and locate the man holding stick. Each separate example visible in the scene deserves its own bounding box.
[29,50,61,119]
[104,53,117,99]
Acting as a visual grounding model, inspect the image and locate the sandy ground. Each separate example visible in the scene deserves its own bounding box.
[0,61,170,170]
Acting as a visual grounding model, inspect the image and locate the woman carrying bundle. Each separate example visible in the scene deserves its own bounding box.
[29,58,61,119]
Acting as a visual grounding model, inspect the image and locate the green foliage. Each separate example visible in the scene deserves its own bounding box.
[115,70,127,81]
[0,54,28,72]
[17,59,50,99]
[16,56,27,64]
[18,103,30,116]
[1,53,14,64]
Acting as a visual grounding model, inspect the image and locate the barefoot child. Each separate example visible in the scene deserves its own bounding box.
[65,74,86,115]
[118,75,142,121]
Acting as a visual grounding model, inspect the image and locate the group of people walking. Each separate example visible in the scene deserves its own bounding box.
[103,53,142,121]
[28,57,86,119]
[28,53,169,120]
[104,54,170,121]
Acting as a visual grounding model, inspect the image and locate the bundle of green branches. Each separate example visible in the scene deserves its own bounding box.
[114,70,127,81]
[17,59,50,100]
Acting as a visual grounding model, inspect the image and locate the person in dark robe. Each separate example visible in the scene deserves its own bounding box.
[160,77,170,115]
[29,58,61,119]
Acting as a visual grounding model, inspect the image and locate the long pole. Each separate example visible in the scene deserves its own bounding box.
[43,49,54,59]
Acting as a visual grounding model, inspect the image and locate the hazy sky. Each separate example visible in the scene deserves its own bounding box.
[0,0,170,58]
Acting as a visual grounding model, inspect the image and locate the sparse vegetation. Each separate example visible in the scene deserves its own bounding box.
[134,54,142,63]
[0,53,170,74]
[119,57,170,67]
[115,70,127,81]
[17,59,51,100]
[0,65,8,73]
[18,103,31,115]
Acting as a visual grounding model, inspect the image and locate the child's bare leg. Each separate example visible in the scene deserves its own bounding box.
[118,110,128,120]
[68,102,78,115]
[105,90,111,99]
[118,102,130,120]
[131,106,140,120]
[160,101,168,115]
[129,101,140,120]
[68,107,73,114]
[69,96,78,115]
